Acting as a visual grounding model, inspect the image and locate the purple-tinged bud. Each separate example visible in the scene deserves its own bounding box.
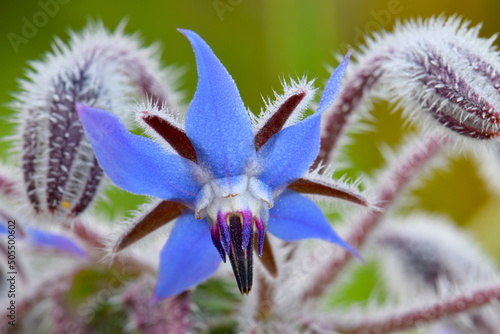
[373,17,500,141]
[12,22,180,221]
[317,17,500,170]
[405,47,500,140]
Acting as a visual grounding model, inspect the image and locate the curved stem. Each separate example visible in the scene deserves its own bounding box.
[304,281,500,334]
[301,134,447,301]
[312,55,387,171]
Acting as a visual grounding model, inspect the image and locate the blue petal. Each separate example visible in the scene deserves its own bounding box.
[153,212,221,301]
[77,104,201,204]
[257,53,349,190]
[268,190,360,258]
[317,50,350,113]
[24,227,87,259]
[257,111,322,190]
[180,29,255,179]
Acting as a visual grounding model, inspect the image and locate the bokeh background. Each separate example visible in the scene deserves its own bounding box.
[1,0,500,317]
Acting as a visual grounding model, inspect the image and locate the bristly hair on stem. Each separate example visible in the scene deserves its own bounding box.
[372,215,500,333]
[301,134,447,301]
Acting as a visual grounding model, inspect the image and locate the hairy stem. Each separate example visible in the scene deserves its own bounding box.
[72,218,106,249]
[312,55,387,171]
[69,219,156,274]
[301,134,447,301]
[311,282,500,334]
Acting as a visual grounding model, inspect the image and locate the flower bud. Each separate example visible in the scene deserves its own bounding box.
[12,22,179,221]
[376,17,500,140]
[325,16,500,149]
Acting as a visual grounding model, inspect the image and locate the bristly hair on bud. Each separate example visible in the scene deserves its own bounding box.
[373,215,500,334]
[363,16,500,143]
[316,16,500,169]
[10,20,182,223]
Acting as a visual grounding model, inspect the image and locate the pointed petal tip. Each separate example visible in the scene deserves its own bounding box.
[176,28,190,35]
[177,29,203,46]
[79,251,90,261]
[75,102,97,122]
[317,50,351,114]
[181,27,255,178]
[75,101,84,112]
[76,102,92,122]
[345,47,352,58]
[343,242,364,264]
[149,294,160,306]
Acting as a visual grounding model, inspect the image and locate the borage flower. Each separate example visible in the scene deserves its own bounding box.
[77,29,366,301]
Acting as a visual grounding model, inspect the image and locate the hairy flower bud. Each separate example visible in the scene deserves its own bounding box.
[368,16,500,141]
[317,17,500,169]
[374,215,500,334]
[11,22,180,221]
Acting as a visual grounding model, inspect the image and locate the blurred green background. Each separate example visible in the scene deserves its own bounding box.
[1,0,500,263]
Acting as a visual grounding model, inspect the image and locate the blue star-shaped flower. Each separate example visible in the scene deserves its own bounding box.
[77,29,360,301]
